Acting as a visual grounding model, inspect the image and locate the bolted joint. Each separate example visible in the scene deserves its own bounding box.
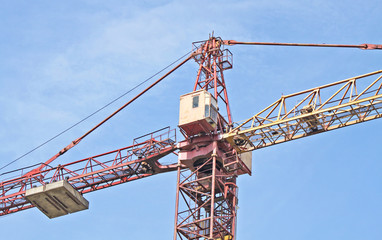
[362,44,382,50]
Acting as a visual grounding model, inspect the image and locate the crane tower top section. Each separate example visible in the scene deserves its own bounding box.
[190,36,234,129]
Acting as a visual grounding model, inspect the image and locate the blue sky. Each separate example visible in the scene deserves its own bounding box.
[0,1,381,239]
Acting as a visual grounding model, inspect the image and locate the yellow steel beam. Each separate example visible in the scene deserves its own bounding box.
[223,70,382,153]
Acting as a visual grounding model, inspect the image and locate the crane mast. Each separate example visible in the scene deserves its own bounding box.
[0,34,381,240]
[175,36,251,240]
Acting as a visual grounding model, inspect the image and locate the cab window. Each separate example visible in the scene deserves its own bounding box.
[192,95,199,108]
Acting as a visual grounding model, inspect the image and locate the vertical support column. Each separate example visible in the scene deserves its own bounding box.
[209,150,217,239]
[174,143,238,239]
[173,165,181,240]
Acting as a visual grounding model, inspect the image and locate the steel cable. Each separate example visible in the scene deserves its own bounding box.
[0,49,194,174]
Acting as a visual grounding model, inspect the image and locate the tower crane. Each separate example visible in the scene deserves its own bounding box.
[1,34,381,240]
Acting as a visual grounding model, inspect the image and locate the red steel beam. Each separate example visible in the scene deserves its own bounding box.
[223,40,382,50]
[24,55,192,176]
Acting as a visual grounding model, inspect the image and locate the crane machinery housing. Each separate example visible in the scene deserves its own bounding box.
[1,34,381,240]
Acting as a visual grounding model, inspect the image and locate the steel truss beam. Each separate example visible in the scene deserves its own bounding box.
[0,127,177,216]
[224,70,382,152]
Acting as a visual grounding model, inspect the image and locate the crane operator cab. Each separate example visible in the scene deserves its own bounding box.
[179,89,218,137]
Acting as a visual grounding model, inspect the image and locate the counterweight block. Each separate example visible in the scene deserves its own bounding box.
[25,180,89,218]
